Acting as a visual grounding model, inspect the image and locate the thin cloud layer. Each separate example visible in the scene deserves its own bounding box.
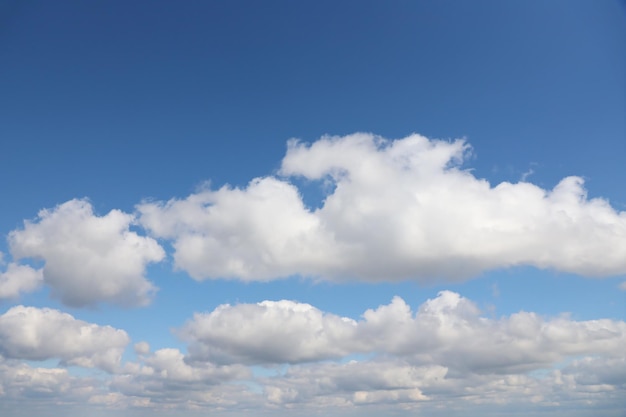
[0,306,129,372]
[138,133,626,282]
[8,199,165,307]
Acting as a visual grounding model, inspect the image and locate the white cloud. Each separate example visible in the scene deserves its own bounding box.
[258,355,626,413]
[263,359,441,405]
[179,291,626,372]
[0,358,111,412]
[142,348,249,383]
[0,305,130,372]
[0,361,72,397]
[138,133,626,283]
[0,263,43,299]
[180,300,357,364]
[110,348,251,404]
[562,356,626,388]
[619,281,626,291]
[138,177,332,281]
[260,360,451,408]
[9,199,165,307]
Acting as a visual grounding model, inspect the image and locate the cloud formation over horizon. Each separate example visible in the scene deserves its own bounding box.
[1,291,623,415]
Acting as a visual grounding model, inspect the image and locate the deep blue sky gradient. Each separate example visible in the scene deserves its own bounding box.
[2,0,624,221]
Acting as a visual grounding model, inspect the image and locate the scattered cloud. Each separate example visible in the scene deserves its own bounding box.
[619,281,626,291]
[138,133,626,283]
[8,199,165,307]
[0,305,129,372]
[110,348,251,405]
[0,360,91,400]
[2,134,624,414]
[520,162,537,181]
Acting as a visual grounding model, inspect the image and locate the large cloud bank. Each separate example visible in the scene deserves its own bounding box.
[138,133,626,282]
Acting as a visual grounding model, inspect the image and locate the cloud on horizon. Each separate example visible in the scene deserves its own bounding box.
[1,291,623,415]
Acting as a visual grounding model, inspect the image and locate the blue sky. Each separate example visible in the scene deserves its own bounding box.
[0,1,625,416]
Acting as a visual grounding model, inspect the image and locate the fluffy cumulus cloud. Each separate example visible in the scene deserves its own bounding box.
[180,300,357,364]
[0,263,43,299]
[174,292,626,414]
[138,177,331,281]
[0,305,129,372]
[179,291,626,372]
[138,133,626,283]
[8,199,165,307]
